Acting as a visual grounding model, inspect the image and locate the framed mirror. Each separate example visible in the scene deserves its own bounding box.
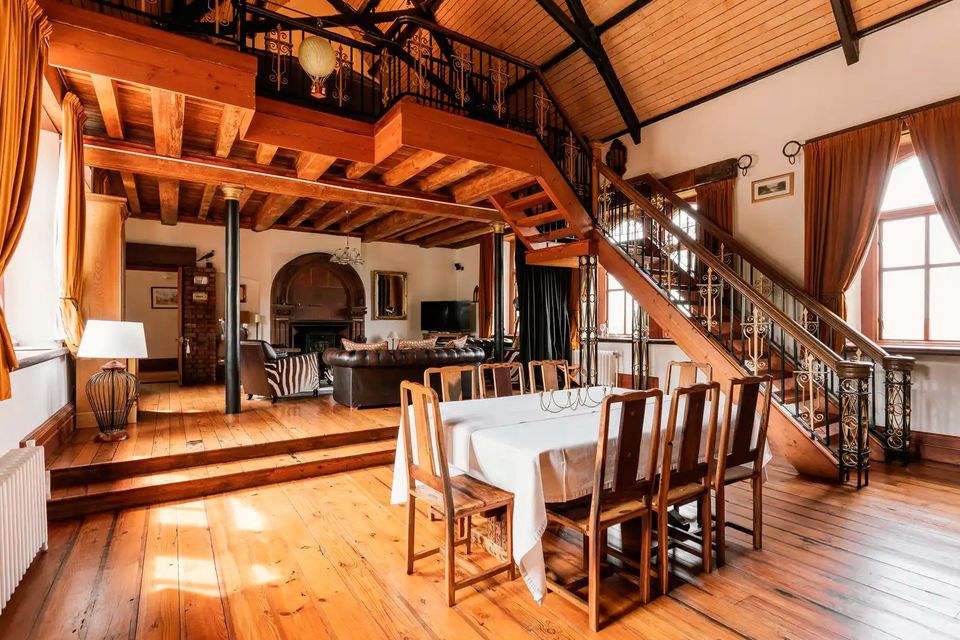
[372,271,408,320]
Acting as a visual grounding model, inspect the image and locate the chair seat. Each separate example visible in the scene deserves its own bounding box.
[723,463,756,484]
[652,481,708,509]
[412,474,513,517]
[547,496,649,534]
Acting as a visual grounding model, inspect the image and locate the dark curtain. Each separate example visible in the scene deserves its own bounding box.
[907,102,960,251]
[696,177,735,251]
[477,234,494,338]
[804,120,901,319]
[515,242,570,364]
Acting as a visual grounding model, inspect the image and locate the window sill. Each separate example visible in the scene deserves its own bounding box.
[880,343,960,357]
[12,345,70,371]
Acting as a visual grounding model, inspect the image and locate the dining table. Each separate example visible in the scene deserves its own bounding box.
[390,386,768,603]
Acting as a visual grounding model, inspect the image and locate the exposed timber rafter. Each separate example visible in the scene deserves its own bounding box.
[534,0,641,143]
[829,0,860,65]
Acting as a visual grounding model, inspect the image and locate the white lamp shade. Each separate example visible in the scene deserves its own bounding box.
[299,36,335,79]
[77,320,149,360]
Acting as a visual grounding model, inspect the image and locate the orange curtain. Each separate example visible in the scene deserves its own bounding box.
[695,177,735,234]
[0,0,51,400]
[57,93,87,354]
[803,120,901,319]
[477,234,494,337]
[907,102,960,251]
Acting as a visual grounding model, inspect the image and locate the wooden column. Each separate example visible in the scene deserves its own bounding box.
[222,184,243,414]
[77,194,130,427]
[492,222,505,362]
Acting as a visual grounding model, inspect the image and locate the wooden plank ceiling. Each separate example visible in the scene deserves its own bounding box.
[64,67,517,248]
[403,0,935,140]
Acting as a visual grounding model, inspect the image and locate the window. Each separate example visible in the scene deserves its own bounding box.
[865,155,960,344]
[604,272,634,336]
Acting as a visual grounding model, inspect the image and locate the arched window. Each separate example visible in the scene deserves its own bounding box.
[863,153,960,344]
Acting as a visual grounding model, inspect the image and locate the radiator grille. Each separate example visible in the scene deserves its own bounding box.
[0,443,48,614]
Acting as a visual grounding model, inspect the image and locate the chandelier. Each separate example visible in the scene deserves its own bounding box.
[330,245,364,267]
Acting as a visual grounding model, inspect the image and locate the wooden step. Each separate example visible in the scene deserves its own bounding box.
[47,438,397,520]
[527,227,576,243]
[506,190,553,211]
[515,209,564,227]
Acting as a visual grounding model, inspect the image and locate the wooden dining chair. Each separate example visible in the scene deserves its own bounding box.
[663,360,714,394]
[713,375,773,566]
[400,381,516,606]
[545,389,662,631]
[479,362,525,398]
[528,359,576,393]
[651,381,720,594]
[424,364,479,401]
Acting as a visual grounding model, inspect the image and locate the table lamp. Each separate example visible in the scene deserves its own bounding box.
[77,320,148,442]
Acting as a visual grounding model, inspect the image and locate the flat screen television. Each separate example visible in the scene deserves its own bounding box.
[421,300,472,333]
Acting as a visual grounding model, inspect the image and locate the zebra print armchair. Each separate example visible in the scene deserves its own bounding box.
[240,341,321,402]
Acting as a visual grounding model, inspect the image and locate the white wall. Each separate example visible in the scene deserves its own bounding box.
[4,130,63,347]
[124,270,179,358]
[0,355,71,453]
[614,1,960,437]
[123,219,482,343]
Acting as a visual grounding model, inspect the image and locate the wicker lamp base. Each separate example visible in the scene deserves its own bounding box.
[86,360,139,442]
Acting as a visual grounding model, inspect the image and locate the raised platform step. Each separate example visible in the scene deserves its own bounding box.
[48,427,399,520]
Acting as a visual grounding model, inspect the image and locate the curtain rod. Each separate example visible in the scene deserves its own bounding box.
[804,93,960,145]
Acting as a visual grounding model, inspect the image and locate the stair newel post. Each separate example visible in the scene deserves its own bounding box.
[881,355,915,464]
[578,254,599,387]
[837,360,874,488]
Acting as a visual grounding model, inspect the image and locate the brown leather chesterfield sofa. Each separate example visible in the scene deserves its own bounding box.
[322,346,485,408]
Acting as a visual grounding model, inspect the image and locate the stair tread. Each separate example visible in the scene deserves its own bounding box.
[507,190,553,211]
[516,209,564,227]
[49,440,395,501]
[528,227,576,243]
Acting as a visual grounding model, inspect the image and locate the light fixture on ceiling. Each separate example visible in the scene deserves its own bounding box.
[330,244,364,267]
[299,34,336,99]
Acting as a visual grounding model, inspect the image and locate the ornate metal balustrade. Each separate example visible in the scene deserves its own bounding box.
[594,161,874,485]
[628,174,914,464]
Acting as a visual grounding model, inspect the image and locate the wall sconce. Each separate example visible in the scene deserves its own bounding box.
[782,140,803,165]
[737,154,753,176]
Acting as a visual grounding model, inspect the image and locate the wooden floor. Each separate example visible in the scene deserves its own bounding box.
[49,383,399,470]
[4,451,960,638]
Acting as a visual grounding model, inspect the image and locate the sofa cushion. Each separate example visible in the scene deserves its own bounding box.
[342,338,388,351]
[398,336,438,350]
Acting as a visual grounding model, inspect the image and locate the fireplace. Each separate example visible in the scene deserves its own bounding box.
[290,321,350,354]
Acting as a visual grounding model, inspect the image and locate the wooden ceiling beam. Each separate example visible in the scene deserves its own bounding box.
[339,206,391,233]
[451,167,535,205]
[381,150,445,186]
[151,88,184,225]
[197,183,216,220]
[214,105,245,158]
[119,171,140,214]
[253,193,299,231]
[158,179,179,225]
[255,143,279,165]
[401,217,462,242]
[345,161,376,180]
[363,212,425,242]
[830,0,860,65]
[534,0,641,143]
[238,188,253,213]
[83,140,500,222]
[90,75,124,139]
[421,222,492,248]
[296,152,337,180]
[416,158,483,192]
[314,202,360,231]
[287,199,328,228]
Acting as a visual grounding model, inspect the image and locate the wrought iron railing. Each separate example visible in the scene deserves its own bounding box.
[595,161,874,486]
[630,175,914,463]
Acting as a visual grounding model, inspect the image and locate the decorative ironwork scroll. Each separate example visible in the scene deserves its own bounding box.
[489,61,508,118]
[839,372,871,488]
[578,255,599,387]
[631,302,650,390]
[200,0,232,34]
[563,131,578,182]
[265,25,292,91]
[407,33,431,89]
[698,267,722,331]
[795,353,825,434]
[452,47,472,107]
[753,275,773,299]
[884,366,912,458]
[742,308,770,372]
[333,45,351,107]
[534,88,551,139]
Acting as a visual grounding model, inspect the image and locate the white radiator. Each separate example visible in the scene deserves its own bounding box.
[598,350,620,387]
[0,443,48,614]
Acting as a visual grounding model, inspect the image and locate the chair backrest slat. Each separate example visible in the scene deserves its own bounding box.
[661,382,720,490]
[424,365,479,401]
[529,360,571,393]
[401,381,450,497]
[719,375,773,473]
[480,362,525,399]
[591,390,662,521]
[665,361,714,395]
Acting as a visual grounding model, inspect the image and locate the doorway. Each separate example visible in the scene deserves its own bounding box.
[124,268,182,383]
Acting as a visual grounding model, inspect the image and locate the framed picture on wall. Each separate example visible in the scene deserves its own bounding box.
[151,287,178,309]
[239,284,247,303]
[751,173,794,203]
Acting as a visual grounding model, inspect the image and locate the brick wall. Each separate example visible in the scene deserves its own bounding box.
[181,266,218,384]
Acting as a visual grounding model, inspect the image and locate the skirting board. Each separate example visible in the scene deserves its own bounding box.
[19,402,75,461]
[912,431,960,466]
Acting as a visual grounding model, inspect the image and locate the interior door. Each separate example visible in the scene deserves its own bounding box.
[177,267,184,386]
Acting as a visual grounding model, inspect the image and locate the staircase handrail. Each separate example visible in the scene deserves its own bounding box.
[639,174,889,364]
[598,163,841,369]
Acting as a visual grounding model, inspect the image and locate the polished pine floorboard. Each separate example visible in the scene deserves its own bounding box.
[3,452,959,639]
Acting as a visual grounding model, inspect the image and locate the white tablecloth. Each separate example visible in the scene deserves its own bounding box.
[390,387,766,602]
